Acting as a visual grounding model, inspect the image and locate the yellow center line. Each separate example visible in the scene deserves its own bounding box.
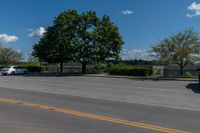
[0,97,190,133]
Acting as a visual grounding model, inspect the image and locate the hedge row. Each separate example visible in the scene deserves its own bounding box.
[110,64,153,76]
[19,64,44,72]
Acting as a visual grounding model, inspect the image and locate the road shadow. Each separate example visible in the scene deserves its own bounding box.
[129,76,165,81]
[186,83,200,94]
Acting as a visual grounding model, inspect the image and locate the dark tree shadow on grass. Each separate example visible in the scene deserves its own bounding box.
[186,83,200,94]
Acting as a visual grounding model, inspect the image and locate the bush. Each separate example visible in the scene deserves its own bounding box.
[19,64,44,72]
[183,71,193,78]
[110,64,153,76]
[93,63,108,73]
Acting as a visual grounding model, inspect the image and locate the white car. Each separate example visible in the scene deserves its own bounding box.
[1,66,28,75]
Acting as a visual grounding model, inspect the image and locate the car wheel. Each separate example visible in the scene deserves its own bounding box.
[24,70,28,74]
[11,71,15,75]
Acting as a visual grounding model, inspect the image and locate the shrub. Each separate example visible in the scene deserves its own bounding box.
[19,64,44,72]
[183,71,193,78]
[93,63,108,73]
[110,64,153,76]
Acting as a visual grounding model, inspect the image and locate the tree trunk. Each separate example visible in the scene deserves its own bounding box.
[180,66,183,76]
[60,62,63,73]
[106,61,111,73]
[81,62,87,74]
[57,63,60,72]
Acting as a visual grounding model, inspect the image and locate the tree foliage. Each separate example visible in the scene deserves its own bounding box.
[33,9,123,73]
[95,15,123,61]
[0,47,23,65]
[27,55,41,66]
[72,11,99,73]
[33,10,79,72]
[152,29,200,76]
[69,11,123,73]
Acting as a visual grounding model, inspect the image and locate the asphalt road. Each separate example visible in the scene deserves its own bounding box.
[0,75,199,133]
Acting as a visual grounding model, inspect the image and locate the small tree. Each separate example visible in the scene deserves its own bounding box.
[152,29,200,76]
[0,47,23,65]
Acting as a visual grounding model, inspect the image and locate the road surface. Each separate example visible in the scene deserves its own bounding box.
[0,76,199,133]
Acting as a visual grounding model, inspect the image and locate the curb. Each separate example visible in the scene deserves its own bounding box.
[25,72,198,82]
[84,74,198,82]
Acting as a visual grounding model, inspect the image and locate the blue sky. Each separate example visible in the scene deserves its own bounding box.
[0,0,200,60]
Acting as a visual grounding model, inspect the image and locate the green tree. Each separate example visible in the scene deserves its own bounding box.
[33,10,79,73]
[27,55,40,66]
[152,29,200,76]
[0,47,23,65]
[33,9,123,74]
[73,12,123,73]
[72,11,99,73]
[95,15,123,63]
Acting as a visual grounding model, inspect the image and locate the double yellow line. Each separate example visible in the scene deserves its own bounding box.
[0,97,190,133]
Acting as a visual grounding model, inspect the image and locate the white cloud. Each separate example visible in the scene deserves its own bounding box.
[28,27,46,38]
[16,49,22,53]
[120,49,153,60]
[122,10,133,15]
[0,34,18,44]
[187,2,200,18]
